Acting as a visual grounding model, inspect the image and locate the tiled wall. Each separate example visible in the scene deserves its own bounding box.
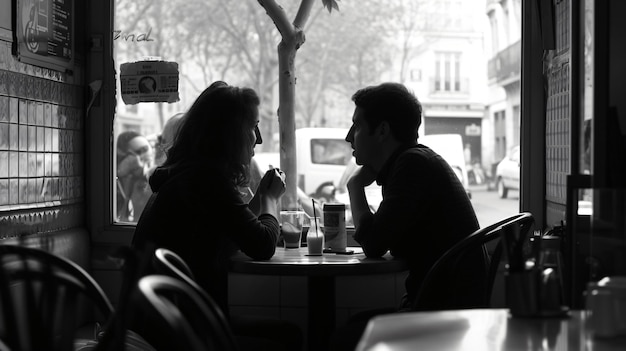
[0,39,84,238]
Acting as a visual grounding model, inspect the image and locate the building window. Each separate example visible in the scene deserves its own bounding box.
[494,110,507,160]
[435,52,462,93]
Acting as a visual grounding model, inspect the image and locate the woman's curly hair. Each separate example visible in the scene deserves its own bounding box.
[164,81,260,186]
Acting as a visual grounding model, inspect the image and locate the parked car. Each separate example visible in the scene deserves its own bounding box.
[495,145,520,198]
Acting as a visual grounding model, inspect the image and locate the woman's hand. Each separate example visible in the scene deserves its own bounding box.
[253,168,285,219]
[258,168,286,200]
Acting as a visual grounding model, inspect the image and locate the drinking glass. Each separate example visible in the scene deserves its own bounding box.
[280,210,305,249]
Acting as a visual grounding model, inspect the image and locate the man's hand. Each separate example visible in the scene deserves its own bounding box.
[347,165,376,190]
[346,165,376,230]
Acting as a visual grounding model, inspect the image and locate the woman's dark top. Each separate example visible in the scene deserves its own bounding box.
[354,144,486,310]
[131,164,280,313]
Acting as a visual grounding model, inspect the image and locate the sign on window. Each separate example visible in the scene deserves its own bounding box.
[120,60,180,105]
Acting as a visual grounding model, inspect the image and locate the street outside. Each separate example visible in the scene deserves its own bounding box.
[469,184,519,227]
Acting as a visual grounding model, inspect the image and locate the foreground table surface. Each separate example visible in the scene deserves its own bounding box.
[356,308,626,351]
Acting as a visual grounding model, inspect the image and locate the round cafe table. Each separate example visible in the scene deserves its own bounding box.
[229,247,408,351]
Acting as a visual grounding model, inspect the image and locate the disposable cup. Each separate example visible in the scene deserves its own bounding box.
[307,218,324,255]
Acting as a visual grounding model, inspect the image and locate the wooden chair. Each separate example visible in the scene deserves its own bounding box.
[136,275,238,351]
[90,246,156,351]
[412,212,535,311]
[151,248,239,351]
[0,244,114,351]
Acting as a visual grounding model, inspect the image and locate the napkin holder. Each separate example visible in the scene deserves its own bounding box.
[503,227,569,318]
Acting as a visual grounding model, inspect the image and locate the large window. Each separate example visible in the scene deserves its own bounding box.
[111,0,520,228]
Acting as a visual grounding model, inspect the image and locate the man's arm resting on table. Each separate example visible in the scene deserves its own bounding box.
[348,182,389,258]
[347,181,370,231]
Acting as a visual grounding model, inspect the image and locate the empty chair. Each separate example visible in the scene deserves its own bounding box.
[90,247,156,351]
[151,248,238,351]
[412,212,535,310]
[153,247,196,281]
[0,245,114,351]
[136,275,236,351]
[151,248,303,351]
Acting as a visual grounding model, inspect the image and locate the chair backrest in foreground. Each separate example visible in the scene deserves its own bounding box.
[152,248,238,351]
[413,212,535,311]
[136,275,237,351]
[0,245,114,351]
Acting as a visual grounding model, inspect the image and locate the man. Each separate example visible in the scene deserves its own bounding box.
[116,131,154,222]
[344,82,487,310]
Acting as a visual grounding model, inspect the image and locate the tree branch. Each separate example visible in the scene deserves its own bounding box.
[257,0,295,38]
[293,0,316,29]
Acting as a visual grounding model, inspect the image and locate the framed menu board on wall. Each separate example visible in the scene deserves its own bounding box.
[14,0,74,72]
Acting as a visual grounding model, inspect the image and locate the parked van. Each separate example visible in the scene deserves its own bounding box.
[421,133,471,196]
[295,128,351,195]
[253,128,352,196]
[335,133,472,225]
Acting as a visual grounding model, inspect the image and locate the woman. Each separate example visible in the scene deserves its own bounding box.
[131,82,299,350]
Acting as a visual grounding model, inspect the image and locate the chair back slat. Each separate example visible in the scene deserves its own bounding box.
[152,248,239,351]
[0,245,114,351]
[413,212,535,310]
[137,274,237,351]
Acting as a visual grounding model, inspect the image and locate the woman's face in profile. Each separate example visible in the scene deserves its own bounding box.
[245,108,262,162]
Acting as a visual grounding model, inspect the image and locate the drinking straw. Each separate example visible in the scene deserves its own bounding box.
[311,199,318,236]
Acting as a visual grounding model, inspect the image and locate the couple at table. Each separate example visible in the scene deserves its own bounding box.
[130,80,485,350]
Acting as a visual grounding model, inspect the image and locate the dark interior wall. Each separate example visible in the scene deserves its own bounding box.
[0,1,89,268]
[606,0,626,187]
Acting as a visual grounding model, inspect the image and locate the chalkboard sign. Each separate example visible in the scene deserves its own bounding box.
[14,0,74,72]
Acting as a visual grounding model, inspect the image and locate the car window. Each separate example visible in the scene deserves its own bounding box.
[310,139,352,166]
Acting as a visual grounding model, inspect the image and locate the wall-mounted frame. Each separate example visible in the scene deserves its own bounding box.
[0,0,12,41]
[13,0,74,72]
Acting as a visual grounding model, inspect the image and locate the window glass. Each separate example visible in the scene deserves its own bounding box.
[112,0,521,227]
[310,139,352,166]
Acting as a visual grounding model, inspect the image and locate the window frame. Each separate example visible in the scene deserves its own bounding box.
[86,0,546,242]
[86,0,136,245]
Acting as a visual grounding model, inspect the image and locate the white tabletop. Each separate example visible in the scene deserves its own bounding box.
[356,309,626,351]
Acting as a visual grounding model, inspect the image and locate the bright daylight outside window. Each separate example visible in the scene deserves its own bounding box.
[112,0,521,228]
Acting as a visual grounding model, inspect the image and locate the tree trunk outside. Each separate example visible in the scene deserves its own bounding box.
[278,38,300,210]
[258,0,316,211]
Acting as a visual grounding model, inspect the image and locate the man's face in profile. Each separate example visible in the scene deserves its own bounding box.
[346,107,376,167]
